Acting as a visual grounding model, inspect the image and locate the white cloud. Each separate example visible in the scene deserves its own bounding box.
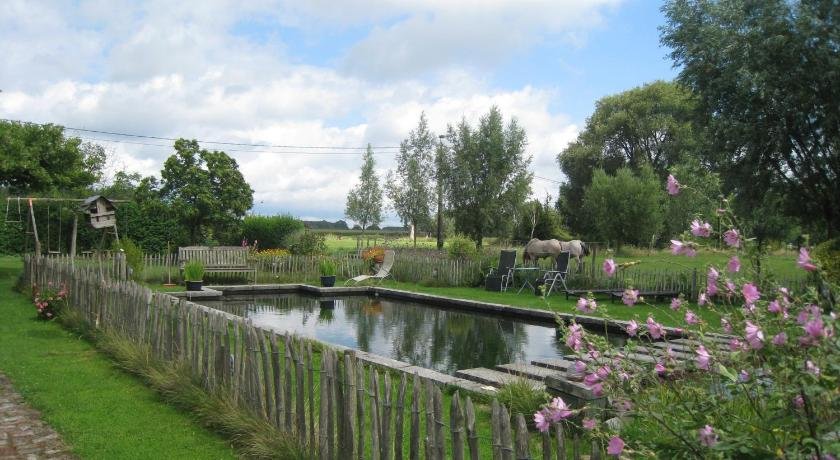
[0,0,609,224]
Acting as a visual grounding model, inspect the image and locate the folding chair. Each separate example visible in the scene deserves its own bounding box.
[486,249,517,291]
[541,251,570,296]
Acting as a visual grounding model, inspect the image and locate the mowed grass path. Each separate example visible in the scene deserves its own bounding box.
[0,256,237,460]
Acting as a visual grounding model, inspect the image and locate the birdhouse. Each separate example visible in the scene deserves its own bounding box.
[80,195,117,229]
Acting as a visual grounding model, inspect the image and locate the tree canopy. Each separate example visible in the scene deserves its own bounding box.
[386,113,435,246]
[0,120,106,194]
[345,144,383,232]
[662,0,840,238]
[444,106,532,247]
[159,139,253,244]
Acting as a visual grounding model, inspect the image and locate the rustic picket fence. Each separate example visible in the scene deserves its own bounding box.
[25,255,603,459]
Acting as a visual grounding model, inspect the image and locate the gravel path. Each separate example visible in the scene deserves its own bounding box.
[0,373,73,460]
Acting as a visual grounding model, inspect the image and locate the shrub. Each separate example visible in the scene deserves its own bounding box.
[446,234,478,260]
[287,231,327,255]
[241,214,304,249]
[33,282,68,320]
[254,248,291,258]
[813,238,840,284]
[112,238,144,279]
[318,258,336,277]
[496,378,550,424]
[183,260,205,282]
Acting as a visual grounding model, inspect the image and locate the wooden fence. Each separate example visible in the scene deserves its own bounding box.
[25,255,603,459]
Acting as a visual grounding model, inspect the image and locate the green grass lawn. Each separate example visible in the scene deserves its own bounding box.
[0,256,237,459]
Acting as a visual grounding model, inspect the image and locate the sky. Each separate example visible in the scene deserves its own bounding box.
[0,0,678,225]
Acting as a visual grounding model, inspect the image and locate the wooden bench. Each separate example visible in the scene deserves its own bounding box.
[178,246,256,283]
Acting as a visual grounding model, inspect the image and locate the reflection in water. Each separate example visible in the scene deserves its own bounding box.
[201,294,575,374]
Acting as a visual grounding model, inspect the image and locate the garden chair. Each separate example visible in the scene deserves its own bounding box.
[541,251,570,296]
[346,250,395,285]
[485,249,517,292]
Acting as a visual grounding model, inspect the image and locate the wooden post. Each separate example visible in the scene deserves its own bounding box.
[28,199,41,255]
[70,214,77,262]
[465,397,479,460]
[514,414,529,460]
[450,393,464,460]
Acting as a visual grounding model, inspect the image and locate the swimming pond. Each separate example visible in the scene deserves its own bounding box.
[199,293,624,375]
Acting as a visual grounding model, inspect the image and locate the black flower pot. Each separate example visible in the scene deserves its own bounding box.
[320,275,336,287]
[186,280,203,291]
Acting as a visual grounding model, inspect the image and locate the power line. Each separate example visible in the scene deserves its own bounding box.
[1,118,401,151]
[533,175,563,185]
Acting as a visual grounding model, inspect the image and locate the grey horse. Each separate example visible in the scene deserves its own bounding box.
[523,238,589,271]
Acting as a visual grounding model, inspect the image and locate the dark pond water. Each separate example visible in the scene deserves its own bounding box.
[200,294,578,375]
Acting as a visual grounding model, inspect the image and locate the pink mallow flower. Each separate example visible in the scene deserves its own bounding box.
[646,317,665,339]
[666,174,680,196]
[625,319,639,336]
[654,362,666,375]
[772,332,787,346]
[738,370,750,382]
[699,425,718,447]
[607,436,626,456]
[707,267,719,296]
[695,345,711,370]
[690,219,712,237]
[800,318,829,346]
[723,229,741,248]
[574,360,587,373]
[534,410,550,432]
[806,360,820,376]
[742,283,761,305]
[745,321,764,349]
[670,297,682,311]
[685,310,700,325]
[582,418,597,430]
[698,291,708,306]
[797,247,817,272]
[670,240,697,257]
[576,297,597,314]
[602,258,617,277]
[767,300,781,314]
[721,318,732,334]
[622,289,640,306]
[565,324,584,352]
[727,256,741,273]
[548,397,573,421]
[728,338,743,352]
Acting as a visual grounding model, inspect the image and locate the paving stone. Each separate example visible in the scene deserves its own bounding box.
[530,357,575,371]
[454,368,545,390]
[495,363,560,381]
[0,373,74,459]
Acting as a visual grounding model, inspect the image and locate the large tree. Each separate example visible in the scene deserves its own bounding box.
[445,106,532,247]
[159,139,253,244]
[345,144,383,232]
[386,113,435,246]
[0,121,106,194]
[556,81,705,234]
[662,0,840,238]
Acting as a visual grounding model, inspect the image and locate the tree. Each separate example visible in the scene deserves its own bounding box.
[582,166,663,249]
[556,81,705,235]
[513,196,571,242]
[662,159,722,244]
[386,113,435,247]
[345,144,383,232]
[159,139,253,244]
[0,121,107,194]
[445,106,532,247]
[662,0,840,238]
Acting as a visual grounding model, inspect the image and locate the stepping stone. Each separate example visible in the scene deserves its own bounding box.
[454,368,544,390]
[544,372,602,402]
[496,363,560,381]
[634,345,692,361]
[530,357,576,372]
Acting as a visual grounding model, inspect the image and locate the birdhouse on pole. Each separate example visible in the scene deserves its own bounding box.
[80,195,117,229]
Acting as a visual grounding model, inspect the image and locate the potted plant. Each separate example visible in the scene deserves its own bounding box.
[183,260,205,291]
[319,258,337,287]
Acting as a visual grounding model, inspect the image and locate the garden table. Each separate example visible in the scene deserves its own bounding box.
[513,266,542,294]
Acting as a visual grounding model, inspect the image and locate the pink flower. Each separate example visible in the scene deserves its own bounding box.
[607,436,626,456]
[805,360,820,376]
[745,321,764,349]
[767,300,781,314]
[582,418,597,430]
[721,318,732,333]
[728,338,743,352]
[738,369,750,382]
[654,362,666,375]
[690,219,712,237]
[797,247,817,271]
[670,239,697,257]
[576,297,597,314]
[584,373,601,386]
[727,256,741,273]
[646,317,665,339]
[625,319,639,336]
[590,383,603,396]
[772,332,787,346]
[596,366,611,380]
[698,291,708,306]
[742,283,761,305]
[622,289,640,306]
[666,174,680,196]
[534,410,550,432]
[602,258,617,277]
[800,318,829,346]
[548,397,573,421]
[707,267,719,296]
[565,324,584,351]
[723,229,741,248]
[685,310,700,325]
[695,345,711,370]
[793,395,805,409]
[725,280,737,295]
[698,425,718,447]
[576,297,588,312]
[574,360,587,373]
[670,297,682,311]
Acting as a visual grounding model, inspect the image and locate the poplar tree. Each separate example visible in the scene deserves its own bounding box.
[345,144,383,232]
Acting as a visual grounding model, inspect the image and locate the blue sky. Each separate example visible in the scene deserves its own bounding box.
[0,0,679,224]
